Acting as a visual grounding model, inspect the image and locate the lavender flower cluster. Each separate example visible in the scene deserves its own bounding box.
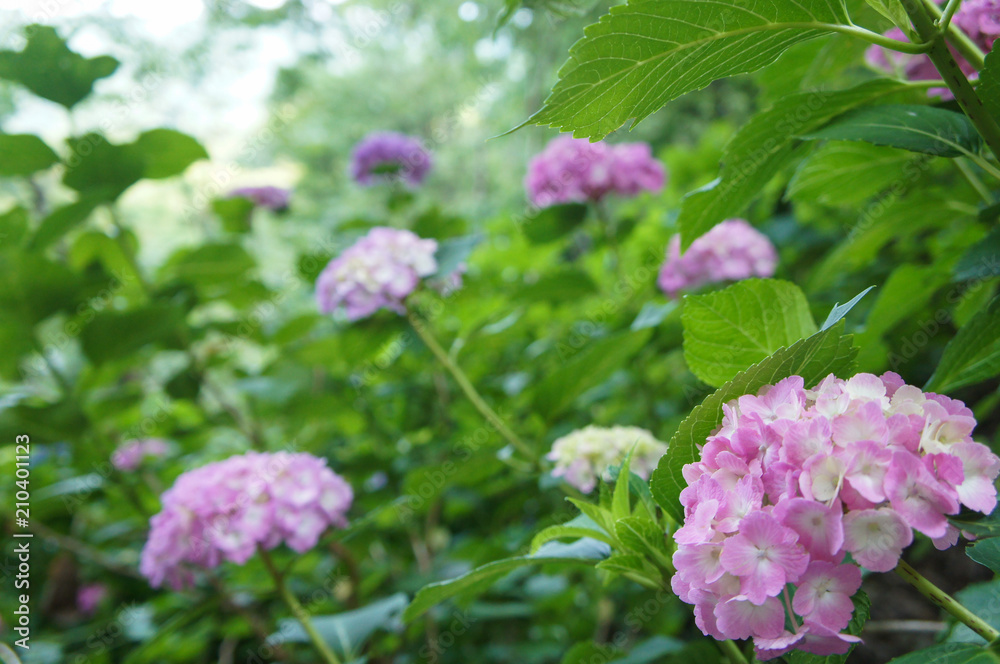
[228,185,291,211]
[140,451,353,590]
[315,227,440,320]
[525,135,665,207]
[672,372,1000,660]
[657,219,778,299]
[351,132,433,186]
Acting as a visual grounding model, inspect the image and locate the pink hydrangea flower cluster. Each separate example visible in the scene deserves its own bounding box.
[316,227,440,320]
[671,372,1000,660]
[351,132,433,186]
[525,135,665,207]
[111,438,170,471]
[657,219,778,299]
[865,0,999,98]
[140,451,353,590]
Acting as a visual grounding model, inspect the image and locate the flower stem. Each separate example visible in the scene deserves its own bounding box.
[955,158,995,202]
[259,547,343,664]
[901,0,1000,161]
[895,559,1000,643]
[407,311,537,462]
[938,0,962,31]
[717,638,750,664]
[922,0,987,70]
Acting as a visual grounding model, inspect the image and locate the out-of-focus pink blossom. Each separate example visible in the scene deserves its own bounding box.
[657,219,778,298]
[525,135,665,207]
[140,452,352,590]
[112,438,170,471]
[315,227,441,321]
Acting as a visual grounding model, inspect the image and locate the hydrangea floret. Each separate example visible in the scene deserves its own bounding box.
[657,219,778,299]
[351,132,433,186]
[525,135,665,208]
[316,227,440,321]
[548,425,669,493]
[671,372,1000,660]
[140,451,353,590]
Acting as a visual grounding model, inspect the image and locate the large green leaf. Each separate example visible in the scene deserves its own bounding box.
[809,190,957,291]
[0,252,81,325]
[274,594,407,657]
[29,197,103,251]
[0,25,118,108]
[967,538,1000,575]
[865,0,909,29]
[802,104,983,157]
[522,203,588,244]
[925,295,1000,393]
[787,141,917,206]
[651,322,857,522]
[129,129,209,179]
[886,645,1000,664]
[682,278,818,388]
[524,0,851,139]
[158,242,256,298]
[860,264,948,342]
[0,134,60,176]
[953,226,1000,282]
[403,538,610,621]
[63,130,207,201]
[80,305,186,364]
[62,134,146,200]
[677,79,917,249]
[948,579,1000,645]
[530,513,613,552]
[534,329,652,420]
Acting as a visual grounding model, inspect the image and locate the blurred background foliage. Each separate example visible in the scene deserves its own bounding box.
[0,0,996,662]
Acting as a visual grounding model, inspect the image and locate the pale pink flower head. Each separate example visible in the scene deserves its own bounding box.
[657,220,778,299]
[525,135,665,207]
[865,0,1000,99]
[316,227,441,321]
[140,451,353,590]
[673,371,998,656]
[112,438,170,471]
[547,425,667,493]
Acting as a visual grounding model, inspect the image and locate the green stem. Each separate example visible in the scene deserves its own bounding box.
[835,23,933,53]
[407,311,537,462]
[938,0,962,31]
[955,158,995,202]
[259,547,343,664]
[922,0,986,69]
[896,560,1000,643]
[594,200,623,281]
[717,638,750,664]
[106,205,154,299]
[902,0,1000,161]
